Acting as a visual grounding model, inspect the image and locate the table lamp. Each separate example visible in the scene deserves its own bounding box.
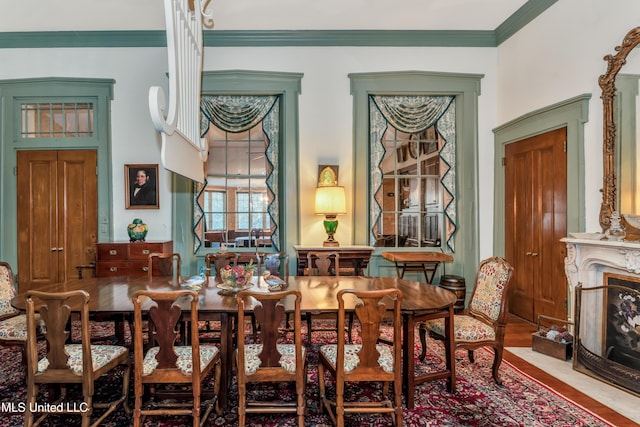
[314,186,346,247]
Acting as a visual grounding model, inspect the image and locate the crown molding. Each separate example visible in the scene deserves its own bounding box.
[0,1,556,49]
[495,0,558,45]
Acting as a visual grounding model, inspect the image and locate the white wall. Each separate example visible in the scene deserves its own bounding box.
[497,0,640,232]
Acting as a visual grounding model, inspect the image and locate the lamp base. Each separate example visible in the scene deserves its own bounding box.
[322,215,340,247]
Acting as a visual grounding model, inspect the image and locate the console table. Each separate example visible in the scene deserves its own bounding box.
[293,245,374,276]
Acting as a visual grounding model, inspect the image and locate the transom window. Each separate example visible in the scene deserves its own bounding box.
[20,102,94,138]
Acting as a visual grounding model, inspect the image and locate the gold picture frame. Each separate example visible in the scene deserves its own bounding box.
[318,164,339,187]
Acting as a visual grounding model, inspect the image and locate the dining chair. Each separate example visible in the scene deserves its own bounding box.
[318,288,403,427]
[419,256,515,384]
[235,289,307,426]
[131,290,221,427]
[147,252,181,280]
[0,261,46,364]
[306,251,354,343]
[24,290,130,427]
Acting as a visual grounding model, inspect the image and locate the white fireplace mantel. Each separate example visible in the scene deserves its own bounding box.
[562,236,640,324]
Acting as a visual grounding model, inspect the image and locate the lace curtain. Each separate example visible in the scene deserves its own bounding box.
[193,95,280,253]
[370,95,457,252]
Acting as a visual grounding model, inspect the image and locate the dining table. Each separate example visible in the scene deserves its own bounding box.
[12,274,456,410]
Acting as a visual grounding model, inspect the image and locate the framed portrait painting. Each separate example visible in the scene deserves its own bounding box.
[125,164,159,209]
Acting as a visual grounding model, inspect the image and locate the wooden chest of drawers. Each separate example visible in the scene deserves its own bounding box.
[95,241,173,277]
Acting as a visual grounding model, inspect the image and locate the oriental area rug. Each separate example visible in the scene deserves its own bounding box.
[0,320,615,427]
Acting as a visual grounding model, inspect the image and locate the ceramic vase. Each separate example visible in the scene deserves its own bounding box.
[127,218,149,242]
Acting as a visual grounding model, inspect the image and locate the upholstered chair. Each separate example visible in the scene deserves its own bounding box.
[419,256,515,384]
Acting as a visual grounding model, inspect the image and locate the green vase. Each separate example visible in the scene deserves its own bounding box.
[127,218,149,242]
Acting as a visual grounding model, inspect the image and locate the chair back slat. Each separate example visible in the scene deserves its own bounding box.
[307,251,340,276]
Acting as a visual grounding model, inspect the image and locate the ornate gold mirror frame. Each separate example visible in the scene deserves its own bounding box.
[599,27,640,235]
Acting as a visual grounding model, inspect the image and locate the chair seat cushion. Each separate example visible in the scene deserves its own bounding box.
[0,314,44,341]
[242,343,306,374]
[38,344,128,374]
[425,315,496,342]
[142,345,219,376]
[319,344,395,373]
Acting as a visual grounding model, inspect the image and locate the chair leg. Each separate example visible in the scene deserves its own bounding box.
[491,345,504,385]
[418,323,428,360]
[336,378,345,427]
[467,349,475,363]
[347,312,354,343]
[251,313,259,341]
[306,314,313,345]
[317,362,326,413]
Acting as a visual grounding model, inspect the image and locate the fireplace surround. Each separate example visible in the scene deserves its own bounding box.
[563,236,640,396]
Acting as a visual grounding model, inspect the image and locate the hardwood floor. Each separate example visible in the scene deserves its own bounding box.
[504,314,639,427]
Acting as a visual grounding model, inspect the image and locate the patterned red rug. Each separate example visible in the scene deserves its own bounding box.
[0,321,614,426]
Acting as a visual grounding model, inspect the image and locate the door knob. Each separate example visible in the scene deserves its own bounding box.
[525,252,532,256]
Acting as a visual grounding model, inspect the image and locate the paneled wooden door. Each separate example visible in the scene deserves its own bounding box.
[17,150,98,291]
[504,127,568,322]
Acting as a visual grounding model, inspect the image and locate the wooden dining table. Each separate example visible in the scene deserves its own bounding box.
[12,274,456,410]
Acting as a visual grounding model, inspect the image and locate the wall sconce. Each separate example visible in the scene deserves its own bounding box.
[314,186,346,247]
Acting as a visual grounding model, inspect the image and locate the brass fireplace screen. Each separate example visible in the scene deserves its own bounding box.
[573,276,640,397]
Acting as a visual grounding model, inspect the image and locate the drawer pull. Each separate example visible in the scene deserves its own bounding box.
[142,267,149,272]
[109,250,117,255]
[142,249,150,255]
[110,267,118,272]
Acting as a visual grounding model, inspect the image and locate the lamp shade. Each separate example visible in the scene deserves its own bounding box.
[314,186,346,215]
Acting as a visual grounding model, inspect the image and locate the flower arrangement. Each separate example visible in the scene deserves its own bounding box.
[220,260,256,289]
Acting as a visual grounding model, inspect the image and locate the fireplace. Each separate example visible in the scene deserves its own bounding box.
[563,236,640,397]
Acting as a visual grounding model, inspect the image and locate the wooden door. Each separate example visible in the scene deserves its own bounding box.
[505,128,567,322]
[17,150,98,291]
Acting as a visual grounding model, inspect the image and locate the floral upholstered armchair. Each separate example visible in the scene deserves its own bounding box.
[419,256,514,384]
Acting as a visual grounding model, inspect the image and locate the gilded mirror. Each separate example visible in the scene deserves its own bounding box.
[600,26,640,237]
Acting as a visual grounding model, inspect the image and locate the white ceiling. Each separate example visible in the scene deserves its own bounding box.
[1,0,529,32]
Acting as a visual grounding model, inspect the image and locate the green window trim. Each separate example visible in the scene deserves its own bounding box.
[173,70,303,275]
[349,71,482,282]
